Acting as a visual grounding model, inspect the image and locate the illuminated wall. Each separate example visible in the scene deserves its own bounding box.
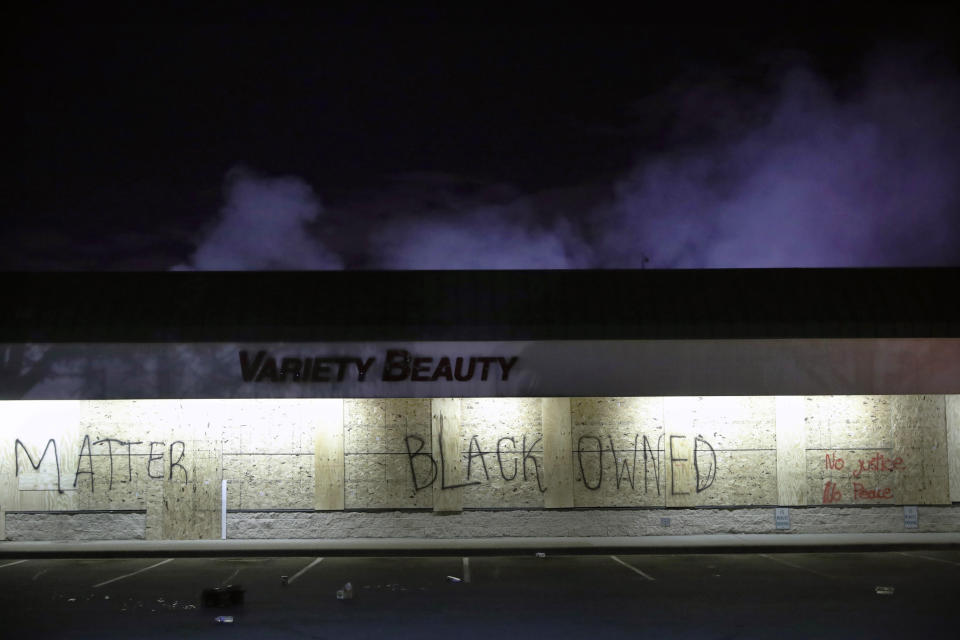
[2,395,957,540]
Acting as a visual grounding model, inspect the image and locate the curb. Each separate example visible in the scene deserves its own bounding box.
[2,533,958,558]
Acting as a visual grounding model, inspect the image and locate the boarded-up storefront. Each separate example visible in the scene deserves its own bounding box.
[2,270,958,541]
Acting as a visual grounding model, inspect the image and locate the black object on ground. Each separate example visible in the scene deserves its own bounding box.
[201,585,245,607]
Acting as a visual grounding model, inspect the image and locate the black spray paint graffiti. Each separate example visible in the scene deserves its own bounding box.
[464,434,545,492]
[14,439,62,493]
[577,434,663,493]
[14,437,188,493]
[403,415,546,493]
[693,435,716,493]
[577,433,716,495]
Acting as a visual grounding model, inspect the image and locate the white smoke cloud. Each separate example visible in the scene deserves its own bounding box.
[370,199,592,269]
[177,48,960,271]
[603,50,960,268]
[176,166,342,270]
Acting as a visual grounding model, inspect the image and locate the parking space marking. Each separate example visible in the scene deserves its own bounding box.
[32,568,49,581]
[287,557,324,585]
[609,555,655,581]
[221,568,241,586]
[900,552,960,567]
[0,560,28,569]
[93,558,174,588]
[759,554,836,579]
[462,557,471,583]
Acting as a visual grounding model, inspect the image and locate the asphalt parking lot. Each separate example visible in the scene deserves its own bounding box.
[1,550,958,639]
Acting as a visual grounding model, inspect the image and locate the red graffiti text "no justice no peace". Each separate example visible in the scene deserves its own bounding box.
[822,452,905,504]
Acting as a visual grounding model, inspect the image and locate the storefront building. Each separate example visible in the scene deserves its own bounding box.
[2,269,958,542]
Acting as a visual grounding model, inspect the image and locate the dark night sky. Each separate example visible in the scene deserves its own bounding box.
[8,3,960,269]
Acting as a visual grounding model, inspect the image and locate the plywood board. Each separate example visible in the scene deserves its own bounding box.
[948,395,960,502]
[141,401,188,539]
[144,482,164,540]
[662,397,774,507]
[216,399,323,511]
[776,396,807,505]
[162,403,222,540]
[687,396,777,506]
[689,396,777,449]
[803,395,950,506]
[432,398,463,512]
[75,400,174,513]
[542,397,574,508]
[663,397,696,507]
[892,395,949,505]
[342,399,432,509]
[228,454,314,509]
[571,397,665,507]
[33,405,83,512]
[459,398,544,508]
[803,395,892,450]
[805,447,901,505]
[217,399,320,454]
[314,399,344,510]
[162,451,221,539]
[695,450,777,505]
[1,401,88,538]
[804,395,898,506]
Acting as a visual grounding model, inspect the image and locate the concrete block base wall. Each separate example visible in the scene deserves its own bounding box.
[225,506,960,539]
[5,511,146,541]
[3,506,957,541]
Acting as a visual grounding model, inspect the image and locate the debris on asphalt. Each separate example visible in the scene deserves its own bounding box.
[446,576,463,583]
[336,582,354,600]
[280,575,289,585]
[104,595,110,600]
[67,598,77,603]
[214,615,234,624]
[535,552,546,558]
[875,586,895,595]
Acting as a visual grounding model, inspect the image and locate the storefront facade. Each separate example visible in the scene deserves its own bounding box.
[2,270,958,541]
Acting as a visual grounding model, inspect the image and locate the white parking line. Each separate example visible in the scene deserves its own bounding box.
[93,558,174,588]
[900,552,960,567]
[221,568,241,586]
[0,560,28,570]
[759,554,836,579]
[286,557,324,585]
[609,555,655,581]
[462,557,471,583]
